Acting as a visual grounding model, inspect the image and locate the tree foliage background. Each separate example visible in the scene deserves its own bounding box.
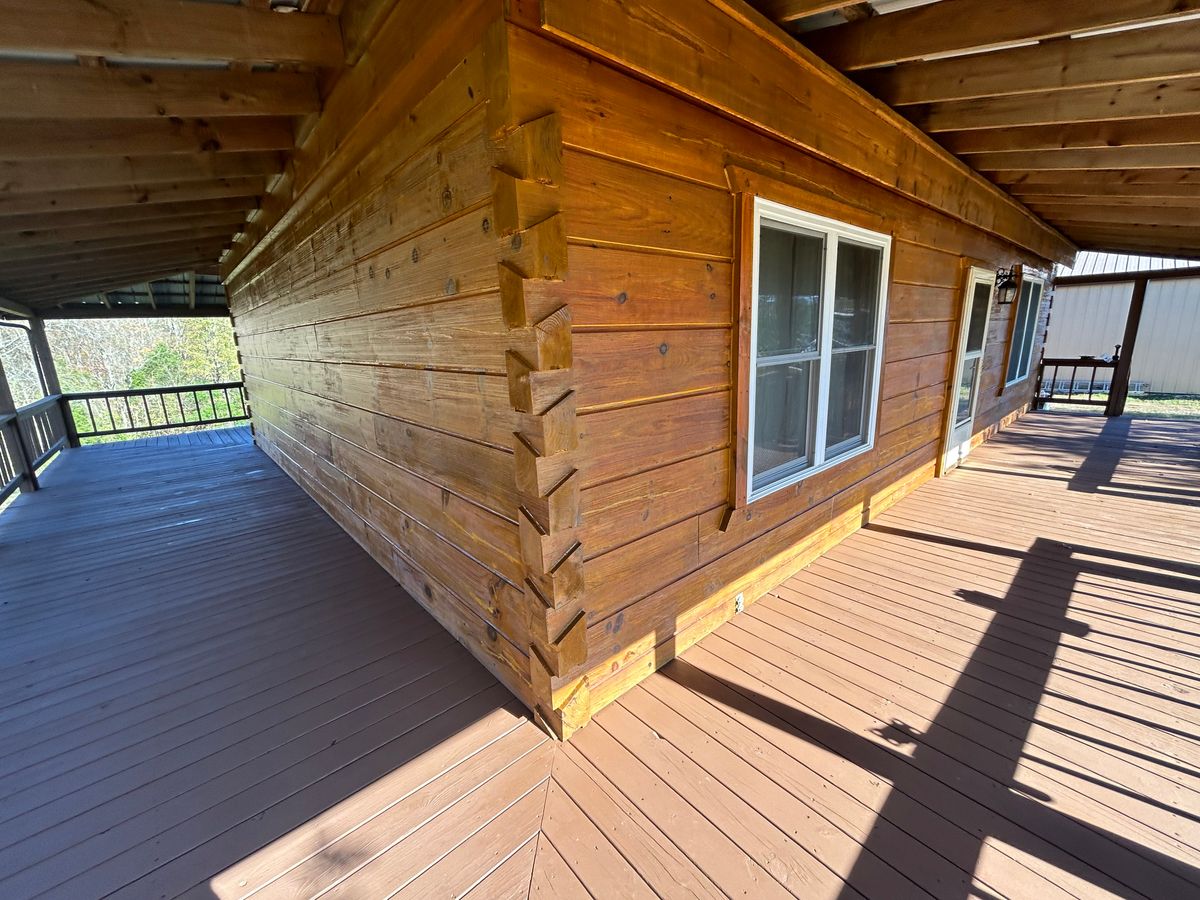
[1,317,240,408]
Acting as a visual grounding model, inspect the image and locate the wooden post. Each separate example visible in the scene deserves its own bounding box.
[0,357,37,492]
[1105,276,1147,418]
[28,316,62,396]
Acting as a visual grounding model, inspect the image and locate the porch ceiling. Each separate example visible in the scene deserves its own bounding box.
[752,0,1200,260]
[0,0,359,315]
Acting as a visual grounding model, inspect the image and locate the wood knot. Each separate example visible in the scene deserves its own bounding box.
[659,342,669,355]
[616,291,628,305]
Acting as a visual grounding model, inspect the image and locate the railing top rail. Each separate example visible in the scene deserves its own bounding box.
[1040,357,1118,367]
[63,382,244,401]
[14,394,63,416]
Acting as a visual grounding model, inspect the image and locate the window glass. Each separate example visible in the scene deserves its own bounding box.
[1006,279,1042,383]
[748,199,890,500]
[833,240,880,349]
[826,348,872,453]
[955,361,978,426]
[756,224,823,359]
[965,281,991,354]
[752,360,815,491]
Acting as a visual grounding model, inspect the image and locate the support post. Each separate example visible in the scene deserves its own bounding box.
[28,316,62,396]
[1105,276,1147,418]
[0,358,37,492]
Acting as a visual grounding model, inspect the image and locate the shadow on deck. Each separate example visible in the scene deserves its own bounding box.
[1,415,1197,898]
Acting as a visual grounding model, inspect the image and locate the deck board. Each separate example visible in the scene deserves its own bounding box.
[1,413,1197,898]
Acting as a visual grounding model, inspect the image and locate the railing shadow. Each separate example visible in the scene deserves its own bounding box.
[667,531,1200,899]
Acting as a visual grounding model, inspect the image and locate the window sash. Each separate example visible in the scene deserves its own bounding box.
[746,198,891,502]
[1005,275,1044,385]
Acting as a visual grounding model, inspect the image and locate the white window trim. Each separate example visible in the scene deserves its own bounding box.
[1004,272,1046,387]
[746,197,892,504]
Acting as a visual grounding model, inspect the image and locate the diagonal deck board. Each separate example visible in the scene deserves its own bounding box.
[1,414,1197,898]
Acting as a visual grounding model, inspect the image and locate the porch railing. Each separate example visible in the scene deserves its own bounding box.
[1,381,249,503]
[1033,347,1120,412]
[63,381,249,441]
[0,395,71,502]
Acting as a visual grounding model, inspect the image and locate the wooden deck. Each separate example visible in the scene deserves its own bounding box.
[1,413,1197,898]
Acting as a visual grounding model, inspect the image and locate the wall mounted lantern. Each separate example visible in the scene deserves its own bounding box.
[995,266,1020,305]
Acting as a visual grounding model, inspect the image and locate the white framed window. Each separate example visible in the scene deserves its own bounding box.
[745,197,891,503]
[1004,272,1046,386]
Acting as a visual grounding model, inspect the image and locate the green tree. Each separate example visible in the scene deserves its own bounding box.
[128,342,185,388]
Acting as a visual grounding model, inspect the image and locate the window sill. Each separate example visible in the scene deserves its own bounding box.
[747,438,874,505]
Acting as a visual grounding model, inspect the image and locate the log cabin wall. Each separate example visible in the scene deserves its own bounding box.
[493,2,1070,735]
[223,2,546,713]
[221,0,1072,740]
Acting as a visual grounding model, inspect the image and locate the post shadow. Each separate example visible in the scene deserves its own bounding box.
[669,532,1200,899]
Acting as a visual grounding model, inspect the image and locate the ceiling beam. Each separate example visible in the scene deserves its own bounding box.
[0,197,258,234]
[970,146,1200,171]
[0,224,242,264]
[0,295,34,318]
[1011,191,1200,205]
[186,272,197,310]
[1064,224,1200,241]
[1077,240,1200,259]
[0,178,264,217]
[756,1,856,22]
[1055,265,1200,285]
[0,117,294,160]
[0,152,283,194]
[913,76,1200,132]
[858,20,1200,104]
[1033,204,1200,227]
[0,0,344,66]
[38,303,229,320]
[803,0,1200,70]
[0,212,248,251]
[939,117,1200,154]
[2,256,226,299]
[0,64,320,120]
[991,167,1200,187]
[1,239,230,281]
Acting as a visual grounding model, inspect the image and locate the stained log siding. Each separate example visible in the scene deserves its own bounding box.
[225,9,541,710]
[502,22,1055,731]
[224,1,1060,737]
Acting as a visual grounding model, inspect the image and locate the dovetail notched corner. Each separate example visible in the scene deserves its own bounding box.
[501,213,568,280]
[492,111,589,737]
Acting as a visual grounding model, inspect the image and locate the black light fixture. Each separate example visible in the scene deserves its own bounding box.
[995,266,1019,305]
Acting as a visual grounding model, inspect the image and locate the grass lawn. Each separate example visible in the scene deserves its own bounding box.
[1046,392,1200,419]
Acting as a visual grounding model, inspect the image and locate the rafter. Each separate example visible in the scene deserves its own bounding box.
[803,0,1200,70]
[755,1,856,22]
[0,213,247,251]
[938,117,1200,154]
[1011,190,1200,205]
[2,237,230,278]
[0,118,294,160]
[0,0,344,66]
[0,224,242,264]
[969,146,1200,171]
[0,198,258,234]
[2,253,228,297]
[0,153,283,195]
[991,168,1200,187]
[3,265,222,304]
[858,20,1200,105]
[1032,204,1200,227]
[0,178,264,217]
[913,77,1200,132]
[0,64,320,120]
